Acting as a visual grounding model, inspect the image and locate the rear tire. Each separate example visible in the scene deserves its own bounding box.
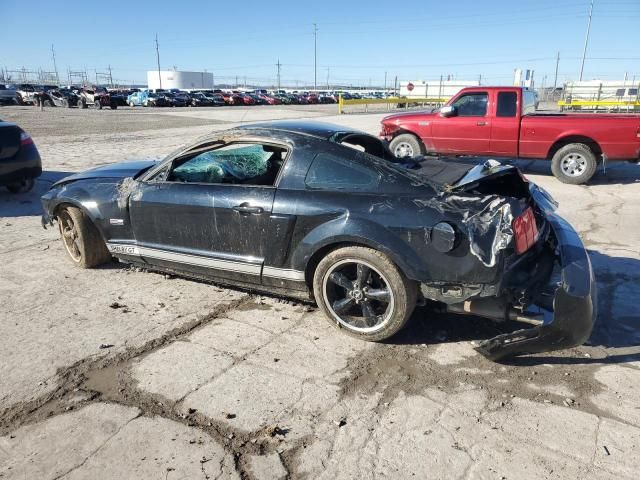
[313,246,417,342]
[57,206,111,268]
[551,143,598,184]
[94,100,102,110]
[389,134,423,159]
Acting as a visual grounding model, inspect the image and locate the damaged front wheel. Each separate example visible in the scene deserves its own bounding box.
[57,206,111,268]
[313,246,417,341]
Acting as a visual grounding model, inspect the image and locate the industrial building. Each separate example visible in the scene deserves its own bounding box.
[147,70,213,90]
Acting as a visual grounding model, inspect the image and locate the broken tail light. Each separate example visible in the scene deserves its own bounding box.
[20,131,33,146]
[512,207,539,255]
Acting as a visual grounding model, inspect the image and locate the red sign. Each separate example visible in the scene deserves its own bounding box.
[407,82,415,91]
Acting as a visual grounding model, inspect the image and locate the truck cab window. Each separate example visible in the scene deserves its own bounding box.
[451,93,488,116]
[497,91,518,117]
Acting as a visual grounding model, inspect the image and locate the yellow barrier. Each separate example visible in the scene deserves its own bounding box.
[558,100,640,107]
[338,95,447,114]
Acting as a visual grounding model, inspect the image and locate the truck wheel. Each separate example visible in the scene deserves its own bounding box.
[78,99,87,109]
[551,143,598,185]
[389,134,423,158]
[313,246,417,342]
[94,100,102,110]
[57,206,111,268]
[110,102,118,110]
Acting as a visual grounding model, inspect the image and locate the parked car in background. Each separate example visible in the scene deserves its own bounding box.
[259,94,281,105]
[0,120,41,193]
[169,89,191,106]
[232,93,255,106]
[78,87,117,110]
[188,92,210,106]
[41,120,595,361]
[381,86,640,184]
[43,88,79,108]
[14,84,38,105]
[202,92,226,106]
[0,84,17,105]
[163,92,187,107]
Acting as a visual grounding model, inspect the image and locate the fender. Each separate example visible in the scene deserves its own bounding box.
[290,215,428,281]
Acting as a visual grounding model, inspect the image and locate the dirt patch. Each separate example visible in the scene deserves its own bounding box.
[336,310,624,421]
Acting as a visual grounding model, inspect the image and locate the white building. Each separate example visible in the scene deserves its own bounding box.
[147,70,213,90]
[399,80,480,99]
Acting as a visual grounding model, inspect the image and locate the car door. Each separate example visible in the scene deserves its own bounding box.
[430,91,491,155]
[129,141,288,284]
[489,90,520,157]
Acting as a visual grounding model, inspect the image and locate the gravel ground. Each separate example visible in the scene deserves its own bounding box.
[0,105,639,480]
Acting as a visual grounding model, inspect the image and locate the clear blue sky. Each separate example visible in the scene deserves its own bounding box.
[1,0,638,87]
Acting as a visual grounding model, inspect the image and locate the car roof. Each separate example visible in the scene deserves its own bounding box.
[236,120,368,140]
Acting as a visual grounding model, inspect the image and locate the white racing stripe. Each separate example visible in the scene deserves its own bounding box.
[106,243,304,280]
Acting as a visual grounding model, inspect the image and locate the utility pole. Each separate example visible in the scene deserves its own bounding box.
[478,74,482,85]
[579,0,594,81]
[326,67,330,90]
[553,51,560,88]
[155,33,162,89]
[276,59,281,91]
[384,71,387,92]
[313,23,318,92]
[51,44,59,84]
[108,65,113,87]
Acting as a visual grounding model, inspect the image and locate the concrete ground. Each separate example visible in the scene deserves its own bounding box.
[0,104,639,479]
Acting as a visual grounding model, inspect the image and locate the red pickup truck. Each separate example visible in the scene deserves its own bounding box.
[380,86,640,184]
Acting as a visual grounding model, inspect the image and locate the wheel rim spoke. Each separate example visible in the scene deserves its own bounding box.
[329,272,353,291]
[361,301,378,327]
[364,288,391,303]
[355,264,371,289]
[333,297,354,314]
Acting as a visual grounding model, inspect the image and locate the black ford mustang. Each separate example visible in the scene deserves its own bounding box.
[41,121,595,360]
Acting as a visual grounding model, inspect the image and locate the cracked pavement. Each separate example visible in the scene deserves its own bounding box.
[1,104,639,479]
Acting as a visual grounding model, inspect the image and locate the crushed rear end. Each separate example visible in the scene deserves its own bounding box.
[440,160,596,360]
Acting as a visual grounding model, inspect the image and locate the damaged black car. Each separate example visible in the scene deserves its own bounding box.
[41,121,595,360]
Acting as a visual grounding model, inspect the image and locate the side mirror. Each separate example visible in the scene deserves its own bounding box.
[440,105,457,117]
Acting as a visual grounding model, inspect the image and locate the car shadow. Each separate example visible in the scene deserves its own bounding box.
[0,171,72,217]
[389,249,640,365]
[502,158,640,186]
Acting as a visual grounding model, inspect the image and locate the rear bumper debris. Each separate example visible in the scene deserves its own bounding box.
[474,212,596,361]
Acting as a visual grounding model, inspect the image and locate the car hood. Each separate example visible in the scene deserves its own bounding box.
[382,110,437,123]
[53,159,158,187]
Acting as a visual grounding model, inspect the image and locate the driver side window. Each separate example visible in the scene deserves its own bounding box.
[452,92,488,116]
[168,143,287,186]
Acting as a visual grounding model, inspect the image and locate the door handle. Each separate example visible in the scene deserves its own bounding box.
[476,121,487,126]
[233,205,263,214]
